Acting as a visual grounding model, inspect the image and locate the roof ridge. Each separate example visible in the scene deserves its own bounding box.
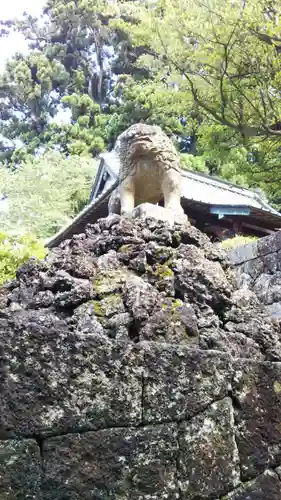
[181,169,255,196]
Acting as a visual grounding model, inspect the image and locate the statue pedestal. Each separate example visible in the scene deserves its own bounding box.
[129,203,188,227]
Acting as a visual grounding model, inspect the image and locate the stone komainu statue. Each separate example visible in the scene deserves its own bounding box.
[108,123,184,215]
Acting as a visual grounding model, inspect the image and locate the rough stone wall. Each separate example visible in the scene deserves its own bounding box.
[228,231,281,318]
[1,215,281,499]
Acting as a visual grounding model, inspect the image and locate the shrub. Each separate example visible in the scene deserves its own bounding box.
[0,233,46,286]
[0,150,98,238]
[219,234,257,250]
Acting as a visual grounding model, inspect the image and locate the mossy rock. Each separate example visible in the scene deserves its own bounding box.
[118,244,136,254]
[154,246,174,263]
[146,264,174,281]
[93,269,130,296]
[91,294,125,318]
[154,264,174,279]
[161,298,183,313]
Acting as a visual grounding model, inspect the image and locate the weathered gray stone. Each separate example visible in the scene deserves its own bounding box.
[224,470,281,499]
[197,304,220,330]
[42,424,178,499]
[230,287,259,308]
[123,275,160,322]
[265,273,281,305]
[263,252,279,274]
[172,244,232,308]
[145,261,176,295]
[229,234,281,322]
[71,301,107,336]
[45,242,98,278]
[223,301,281,361]
[96,249,120,271]
[84,220,144,257]
[178,398,240,499]
[277,249,281,270]
[2,214,281,498]
[252,273,272,304]
[131,203,188,227]
[266,302,281,318]
[227,241,258,265]
[236,272,254,289]
[253,272,281,306]
[54,278,92,307]
[199,327,265,360]
[0,439,41,499]
[34,289,55,308]
[92,294,126,318]
[139,299,199,344]
[258,231,281,256]
[92,267,132,296]
[241,256,264,280]
[142,344,233,423]
[233,361,281,480]
[0,316,142,437]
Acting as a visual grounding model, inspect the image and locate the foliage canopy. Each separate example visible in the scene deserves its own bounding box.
[1,0,281,204]
[0,151,97,238]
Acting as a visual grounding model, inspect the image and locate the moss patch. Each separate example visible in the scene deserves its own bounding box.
[92,300,104,317]
[147,264,174,281]
[274,381,281,394]
[118,244,136,254]
[155,247,174,263]
[91,294,124,318]
[154,264,174,279]
[161,298,183,312]
[93,269,129,296]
